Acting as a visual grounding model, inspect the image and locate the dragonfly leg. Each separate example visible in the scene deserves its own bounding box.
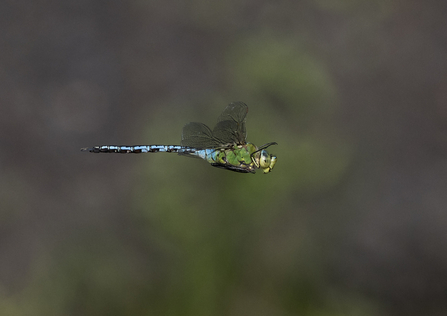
[211,163,256,173]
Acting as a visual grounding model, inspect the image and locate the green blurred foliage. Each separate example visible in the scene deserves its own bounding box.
[227,34,337,120]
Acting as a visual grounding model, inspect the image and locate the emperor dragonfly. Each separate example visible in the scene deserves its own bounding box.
[81,102,277,174]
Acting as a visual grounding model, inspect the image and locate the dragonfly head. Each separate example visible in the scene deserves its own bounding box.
[259,149,277,173]
[250,142,278,174]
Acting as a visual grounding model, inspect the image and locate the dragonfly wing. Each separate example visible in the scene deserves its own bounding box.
[212,101,248,145]
[181,122,221,148]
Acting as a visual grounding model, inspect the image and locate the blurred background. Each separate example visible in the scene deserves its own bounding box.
[1,1,447,315]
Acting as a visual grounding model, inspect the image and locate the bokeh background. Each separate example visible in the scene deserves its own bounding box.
[1,1,447,315]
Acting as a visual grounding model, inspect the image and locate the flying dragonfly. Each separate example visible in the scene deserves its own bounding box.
[81,102,277,174]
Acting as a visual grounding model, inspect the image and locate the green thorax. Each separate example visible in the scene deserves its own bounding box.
[215,143,256,165]
[211,143,277,174]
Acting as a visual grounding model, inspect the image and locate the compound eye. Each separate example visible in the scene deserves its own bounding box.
[259,150,271,168]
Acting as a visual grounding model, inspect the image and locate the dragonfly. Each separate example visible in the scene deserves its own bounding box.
[81,102,277,174]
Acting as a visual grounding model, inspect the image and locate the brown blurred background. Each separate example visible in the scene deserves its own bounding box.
[1,1,447,315]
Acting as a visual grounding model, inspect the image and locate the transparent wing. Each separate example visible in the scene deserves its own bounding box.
[212,101,248,145]
[181,122,223,148]
[181,102,248,148]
